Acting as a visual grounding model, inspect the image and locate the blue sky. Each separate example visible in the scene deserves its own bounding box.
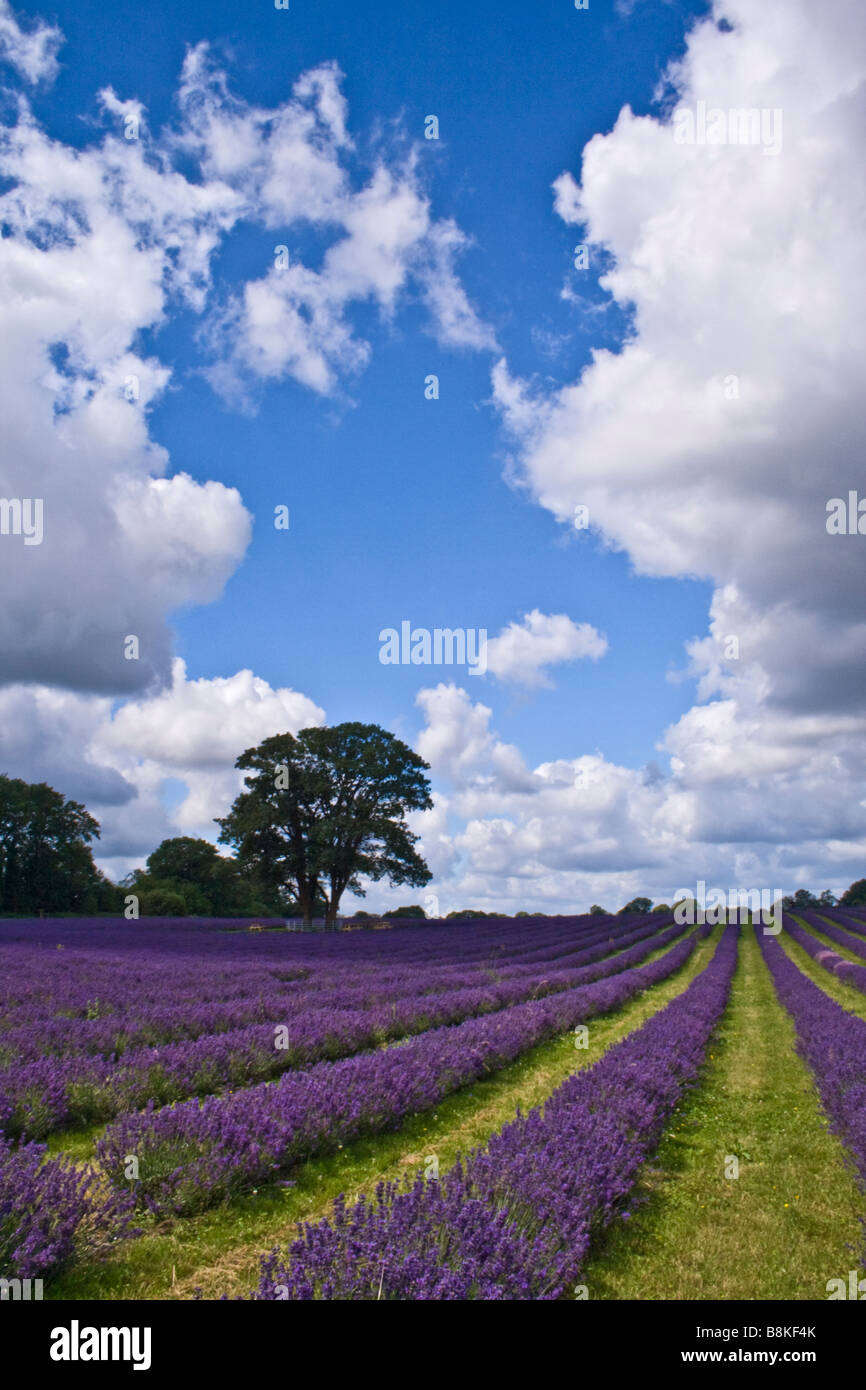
[2,0,864,911]
[21,0,711,769]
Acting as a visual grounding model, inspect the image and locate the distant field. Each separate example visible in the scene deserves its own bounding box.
[2,908,865,1301]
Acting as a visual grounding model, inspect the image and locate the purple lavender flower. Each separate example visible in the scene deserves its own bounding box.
[244,926,738,1299]
[0,1135,135,1281]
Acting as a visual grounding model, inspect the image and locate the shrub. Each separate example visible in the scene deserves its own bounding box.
[618,897,653,915]
[137,888,188,916]
[0,1137,134,1282]
[840,878,866,907]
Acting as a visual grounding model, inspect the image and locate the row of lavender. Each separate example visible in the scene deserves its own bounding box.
[756,926,866,1226]
[0,1135,134,1282]
[245,924,736,1299]
[0,915,701,1280]
[797,910,866,963]
[0,916,567,1045]
[0,911,656,1057]
[0,910,661,984]
[782,911,866,994]
[99,923,704,1216]
[1,915,678,1139]
[0,912,663,1059]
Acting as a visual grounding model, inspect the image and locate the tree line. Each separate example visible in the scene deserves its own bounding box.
[2,725,866,921]
[0,723,433,923]
[0,774,116,915]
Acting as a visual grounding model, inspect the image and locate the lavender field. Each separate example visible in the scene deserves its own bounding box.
[0,0,863,1344]
[3,907,866,1301]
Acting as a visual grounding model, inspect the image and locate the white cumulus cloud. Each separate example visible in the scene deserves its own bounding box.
[484,609,608,687]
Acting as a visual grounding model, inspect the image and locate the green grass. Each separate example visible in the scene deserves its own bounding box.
[49,928,720,1301]
[581,926,864,1300]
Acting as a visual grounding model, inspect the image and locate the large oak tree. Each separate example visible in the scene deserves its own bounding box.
[216,722,433,927]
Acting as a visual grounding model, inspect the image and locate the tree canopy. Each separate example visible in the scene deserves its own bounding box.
[6,759,866,926]
[0,774,112,914]
[127,836,277,916]
[216,723,433,926]
[782,887,838,911]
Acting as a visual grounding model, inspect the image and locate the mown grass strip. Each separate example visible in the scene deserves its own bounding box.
[580,926,863,1300]
[49,928,721,1301]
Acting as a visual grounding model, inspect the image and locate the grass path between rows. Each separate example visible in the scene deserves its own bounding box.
[581,926,864,1300]
[51,928,721,1301]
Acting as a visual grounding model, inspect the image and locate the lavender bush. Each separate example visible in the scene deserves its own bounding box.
[782,914,866,995]
[0,1136,134,1282]
[797,910,866,962]
[757,926,866,1232]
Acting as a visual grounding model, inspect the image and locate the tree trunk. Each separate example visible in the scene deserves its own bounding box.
[298,880,314,928]
[325,890,341,931]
